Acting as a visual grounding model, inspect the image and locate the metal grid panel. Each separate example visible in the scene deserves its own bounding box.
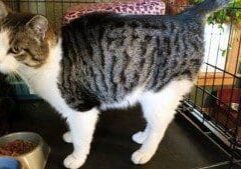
[3,0,112,27]
[165,0,241,166]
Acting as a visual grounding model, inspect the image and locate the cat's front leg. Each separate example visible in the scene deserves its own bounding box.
[64,108,99,169]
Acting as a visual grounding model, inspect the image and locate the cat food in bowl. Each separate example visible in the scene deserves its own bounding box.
[0,132,50,169]
[0,139,37,157]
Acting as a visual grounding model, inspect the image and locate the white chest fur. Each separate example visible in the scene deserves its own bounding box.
[17,40,76,117]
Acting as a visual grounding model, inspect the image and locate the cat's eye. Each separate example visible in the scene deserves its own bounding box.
[8,47,22,55]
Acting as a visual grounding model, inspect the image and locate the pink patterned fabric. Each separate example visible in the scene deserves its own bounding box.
[63,0,166,24]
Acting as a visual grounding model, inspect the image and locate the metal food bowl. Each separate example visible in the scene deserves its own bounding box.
[0,132,50,169]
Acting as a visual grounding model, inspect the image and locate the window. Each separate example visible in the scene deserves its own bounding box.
[197,24,241,86]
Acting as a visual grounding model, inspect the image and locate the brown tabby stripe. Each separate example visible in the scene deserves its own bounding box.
[89,30,109,97]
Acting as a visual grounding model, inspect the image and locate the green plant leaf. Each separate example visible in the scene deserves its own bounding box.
[189,0,241,25]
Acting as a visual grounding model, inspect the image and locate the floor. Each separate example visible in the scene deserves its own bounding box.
[3,100,241,169]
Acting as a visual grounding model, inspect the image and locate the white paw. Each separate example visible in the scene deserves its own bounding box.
[131,150,153,165]
[63,132,72,143]
[132,131,148,144]
[63,153,87,169]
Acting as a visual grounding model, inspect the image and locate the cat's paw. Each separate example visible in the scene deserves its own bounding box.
[63,153,87,169]
[131,150,153,165]
[132,131,148,144]
[63,131,72,143]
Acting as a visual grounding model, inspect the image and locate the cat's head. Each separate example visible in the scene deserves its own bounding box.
[0,1,54,74]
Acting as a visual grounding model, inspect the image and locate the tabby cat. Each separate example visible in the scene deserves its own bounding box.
[0,0,230,168]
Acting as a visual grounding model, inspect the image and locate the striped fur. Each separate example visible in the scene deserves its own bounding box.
[59,0,231,112]
[59,12,204,111]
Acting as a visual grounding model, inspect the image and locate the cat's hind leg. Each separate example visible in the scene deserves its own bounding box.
[132,80,193,165]
[63,108,99,169]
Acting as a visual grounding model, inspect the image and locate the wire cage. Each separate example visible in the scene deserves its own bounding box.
[169,0,241,167]
[163,0,241,167]
[1,0,241,167]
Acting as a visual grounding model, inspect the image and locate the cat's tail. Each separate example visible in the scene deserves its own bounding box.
[182,0,231,17]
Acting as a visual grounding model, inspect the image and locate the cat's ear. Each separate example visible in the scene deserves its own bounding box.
[26,15,48,40]
[0,1,8,19]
